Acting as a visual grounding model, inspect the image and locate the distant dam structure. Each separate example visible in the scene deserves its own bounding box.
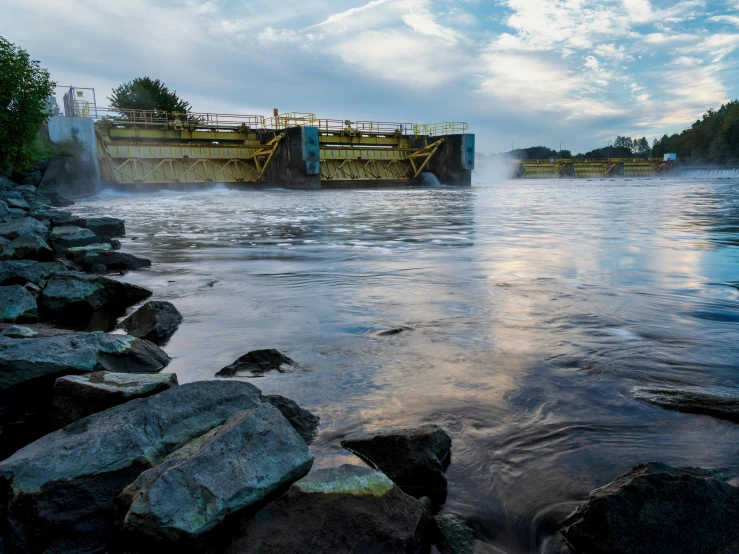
[512,158,667,178]
[84,108,474,189]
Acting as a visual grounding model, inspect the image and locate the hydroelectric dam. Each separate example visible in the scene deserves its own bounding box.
[89,109,474,189]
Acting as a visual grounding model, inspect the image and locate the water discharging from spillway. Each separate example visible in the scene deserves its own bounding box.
[75,177,739,554]
[681,167,739,178]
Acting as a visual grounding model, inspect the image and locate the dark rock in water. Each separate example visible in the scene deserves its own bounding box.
[434,514,475,554]
[52,371,179,427]
[372,326,412,337]
[341,424,452,497]
[216,349,295,376]
[69,249,151,272]
[634,387,739,423]
[68,216,125,237]
[5,234,54,261]
[0,325,37,338]
[560,462,739,554]
[226,464,431,554]
[114,403,314,550]
[262,394,320,444]
[0,216,50,241]
[38,272,152,322]
[111,238,122,250]
[0,331,170,393]
[119,300,182,345]
[0,380,263,554]
[50,224,98,248]
[0,285,38,323]
[0,260,69,286]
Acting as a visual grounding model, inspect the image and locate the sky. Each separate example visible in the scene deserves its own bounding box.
[3,0,739,154]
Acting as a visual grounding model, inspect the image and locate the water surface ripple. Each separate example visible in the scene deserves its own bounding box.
[75,178,739,553]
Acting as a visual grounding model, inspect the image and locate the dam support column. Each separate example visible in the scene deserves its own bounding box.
[263,126,321,189]
[424,133,474,186]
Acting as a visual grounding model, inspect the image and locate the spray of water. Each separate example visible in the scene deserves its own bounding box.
[679,168,739,178]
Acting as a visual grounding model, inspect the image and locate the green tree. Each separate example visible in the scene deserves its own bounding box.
[0,36,56,174]
[109,77,191,115]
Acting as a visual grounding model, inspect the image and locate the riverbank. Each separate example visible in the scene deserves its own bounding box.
[2,169,739,553]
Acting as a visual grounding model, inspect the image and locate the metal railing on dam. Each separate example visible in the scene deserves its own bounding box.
[512,158,668,178]
[91,108,474,189]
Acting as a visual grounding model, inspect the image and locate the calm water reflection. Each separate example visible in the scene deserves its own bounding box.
[76,178,739,553]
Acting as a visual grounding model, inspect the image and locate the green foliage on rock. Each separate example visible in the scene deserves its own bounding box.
[0,37,56,174]
[109,77,191,115]
[652,101,739,163]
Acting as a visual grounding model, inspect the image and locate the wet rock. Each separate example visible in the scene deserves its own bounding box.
[0,216,50,241]
[69,216,125,237]
[67,242,112,254]
[0,381,263,554]
[111,238,122,250]
[0,331,170,393]
[262,394,320,444]
[38,272,152,322]
[114,403,314,550]
[434,514,475,554]
[52,371,179,427]
[0,260,69,286]
[4,196,30,211]
[216,349,295,377]
[0,324,38,338]
[50,224,98,248]
[0,200,7,217]
[119,300,183,345]
[226,464,431,554]
[0,285,38,323]
[341,424,452,497]
[560,462,739,554]
[69,249,151,272]
[372,326,412,337]
[5,234,54,261]
[15,184,38,194]
[634,387,739,423]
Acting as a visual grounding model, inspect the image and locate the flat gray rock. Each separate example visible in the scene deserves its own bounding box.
[226,464,431,554]
[38,272,152,322]
[0,331,170,393]
[341,424,452,497]
[50,225,98,248]
[0,380,263,553]
[0,217,50,241]
[0,285,38,323]
[66,242,113,253]
[0,325,37,338]
[68,216,125,237]
[560,462,739,554]
[119,300,183,345]
[216,349,295,376]
[52,371,179,427]
[635,387,739,423]
[114,403,314,549]
[68,249,151,271]
[0,260,68,287]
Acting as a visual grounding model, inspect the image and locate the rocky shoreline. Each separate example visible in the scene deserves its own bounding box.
[2,159,739,553]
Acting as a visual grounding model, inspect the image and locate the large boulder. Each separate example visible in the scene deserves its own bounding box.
[4,234,54,261]
[0,381,263,553]
[560,462,739,554]
[114,403,314,550]
[341,425,452,498]
[0,331,170,393]
[52,371,179,427]
[50,225,99,248]
[3,196,30,211]
[68,216,125,237]
[216,349,295,377]
[119,300,182,345]
[0,285,38,323]
[38,272,152,322]
[69,249,151,272]
[226,464,431,554]
[434,514,475,554]
[262,394,320,445]
[0,260,69,286]
[0,217,50,241]
[635,388,739,423]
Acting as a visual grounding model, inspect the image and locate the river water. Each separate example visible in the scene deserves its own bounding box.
[75,177,739,553]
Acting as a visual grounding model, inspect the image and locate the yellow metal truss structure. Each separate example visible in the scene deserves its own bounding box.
[319,140,444,183]
[96,132,283,184]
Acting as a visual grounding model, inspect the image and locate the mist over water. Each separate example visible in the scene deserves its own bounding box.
[76,177,739,554]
